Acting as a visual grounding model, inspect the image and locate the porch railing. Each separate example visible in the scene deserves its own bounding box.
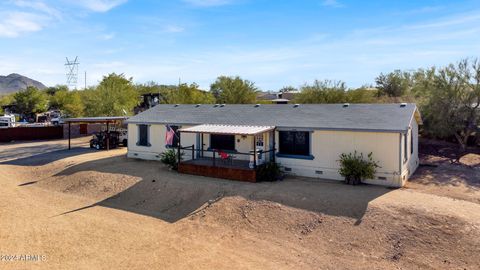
[178,144,276,169]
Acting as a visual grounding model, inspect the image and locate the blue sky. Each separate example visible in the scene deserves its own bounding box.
[1,0,479,91]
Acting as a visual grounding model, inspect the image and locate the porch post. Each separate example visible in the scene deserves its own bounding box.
[106,122,110,151]
[68,122,71,150]
[272,129,276,163]
[253,135,257,169]
[177,131,181,165]
[201,133,204,157]
[213,150,216,167]
[191,144,194,160]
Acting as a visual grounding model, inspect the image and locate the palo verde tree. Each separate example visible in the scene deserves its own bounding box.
[167,83,215,104]
[210,76,258,104]
[83,73,138,116]
[0,93,15,114]
[13,86,48,115]
[419,58,480,151]
[295,80,347,103]
[49,89,84,117]
[375,70,411,97]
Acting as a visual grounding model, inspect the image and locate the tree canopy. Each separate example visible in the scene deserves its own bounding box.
[82,73,138,116]
[295,80,348,103]
[166,83,215,104]
[13,86,48,115]
[210,76,258,104]
[375,70,411,97]
[416,58,480,150]
[50,89,84,117]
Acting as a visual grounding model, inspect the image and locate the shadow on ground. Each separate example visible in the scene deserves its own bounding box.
[410,164,480,189]
[46,155,393,224]
[1,147,94,166]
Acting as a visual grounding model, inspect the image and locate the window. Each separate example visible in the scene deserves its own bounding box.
[210,134,235,151]
[255,134,264,147]
[404,133,408,162]
[137,124,149,146]
[278,131,310,156]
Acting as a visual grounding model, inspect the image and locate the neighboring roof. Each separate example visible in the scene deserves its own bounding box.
[271,98,290,102]
[179,124,275,135]
[64,116,128,123]
[127,104,421,133]
[256,92,278,100]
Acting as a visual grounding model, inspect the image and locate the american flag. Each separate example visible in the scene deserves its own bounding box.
[165,125,175,146]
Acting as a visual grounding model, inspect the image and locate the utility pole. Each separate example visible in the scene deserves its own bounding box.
[84,71,87,90]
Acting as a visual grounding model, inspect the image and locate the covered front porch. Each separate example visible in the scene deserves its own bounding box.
[177,124,276,182]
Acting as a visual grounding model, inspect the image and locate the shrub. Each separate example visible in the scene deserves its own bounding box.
[160,149,182,170]
[256,162,282,182]
[338,151,380,185]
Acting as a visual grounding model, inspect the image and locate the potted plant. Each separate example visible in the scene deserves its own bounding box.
[338,151,379,185]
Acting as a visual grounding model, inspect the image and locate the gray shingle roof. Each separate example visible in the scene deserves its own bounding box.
[126,103,420,133]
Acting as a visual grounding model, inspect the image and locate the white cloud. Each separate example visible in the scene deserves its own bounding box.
[74,0,128,12]
[321,0,344,8]
[163,25,185,33]
[407,13,480,29]
[13,0,62,19]
[182,0,234,7]
[101,32,115,40]
[0,11,46,37]
[398,5,444,15]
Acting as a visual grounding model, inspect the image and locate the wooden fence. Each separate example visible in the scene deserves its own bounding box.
[0,126,63,142]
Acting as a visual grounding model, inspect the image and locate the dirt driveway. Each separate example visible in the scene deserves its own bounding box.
[1,140,479,269]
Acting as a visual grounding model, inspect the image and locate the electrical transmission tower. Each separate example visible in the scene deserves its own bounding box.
[65,56,79,88]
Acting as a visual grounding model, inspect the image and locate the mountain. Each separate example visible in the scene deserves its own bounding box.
[0,73,46,94]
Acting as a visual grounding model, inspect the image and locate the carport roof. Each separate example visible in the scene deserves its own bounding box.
[64,116,128,123]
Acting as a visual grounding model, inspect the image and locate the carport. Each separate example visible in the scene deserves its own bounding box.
[63,116,128,150]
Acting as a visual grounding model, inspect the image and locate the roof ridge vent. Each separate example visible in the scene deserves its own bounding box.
[343,103,350,108]
[293,104,300,108]
[400,103,407,107]
[254,104,261,107]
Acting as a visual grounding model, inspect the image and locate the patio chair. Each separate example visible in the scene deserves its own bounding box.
[218,150,234,165]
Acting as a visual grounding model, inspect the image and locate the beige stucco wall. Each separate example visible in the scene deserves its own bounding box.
[275,129,403,187]
[400,115,420,186]
[127,124,196,160]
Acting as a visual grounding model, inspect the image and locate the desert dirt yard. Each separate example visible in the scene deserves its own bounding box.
[0,138,479,270]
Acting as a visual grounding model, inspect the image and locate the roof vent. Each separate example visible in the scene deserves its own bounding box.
[220,104,225,107]
[214,104,219,107]
[174,104,179,107]
[254,104,261,107]
[400,103,407,107]
[343,103,350,108]
[293,104,300,108]
[195,104,201,107]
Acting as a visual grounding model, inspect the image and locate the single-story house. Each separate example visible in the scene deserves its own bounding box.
[126,103,422,187]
